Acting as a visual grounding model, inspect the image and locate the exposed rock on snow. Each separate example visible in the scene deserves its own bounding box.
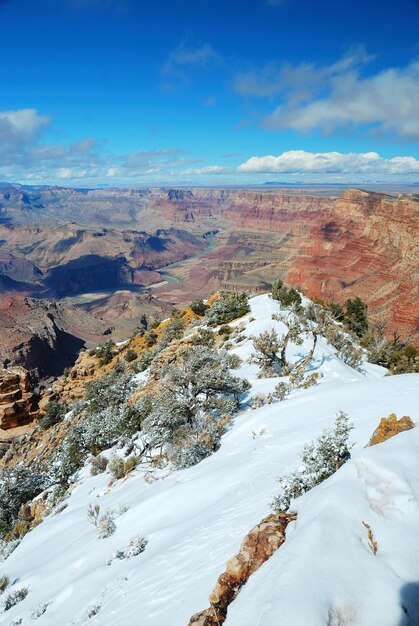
[367,412,415,447]
[189,513,295,626]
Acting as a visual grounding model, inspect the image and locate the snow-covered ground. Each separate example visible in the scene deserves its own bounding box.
[1,295,418,626]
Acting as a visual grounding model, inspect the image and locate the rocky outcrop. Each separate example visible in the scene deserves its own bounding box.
[0,367,39,432]
[0,296,112,378]
[188,513,295,626]
[367,413,415,447]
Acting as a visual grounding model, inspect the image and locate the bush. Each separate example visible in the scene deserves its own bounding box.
[218,325,232,336]
[190,298,208,316]
[268,371,320,402]
[4,587,28,611]
[124,535,148,558]
[271,278,302,308]
[97,512,116,539]
[39,400,67,429]
[144,329,158,347]
[0,465,50,533]
[344,297,368,338]
[329,301,345,322]
[271,411,353,512]
[95,340,115,366]
[124,349,137,363]
[87,504,116,539]
[108,455,138,480]
[0,574,9,593]
[161,317,185,346]
[142,346,250,460]
[189,328,215,348]
[205,291,250,326]
[90,455,108,476]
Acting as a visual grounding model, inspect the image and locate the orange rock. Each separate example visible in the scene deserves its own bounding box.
[188,513,295,626]
[367,413,415,447]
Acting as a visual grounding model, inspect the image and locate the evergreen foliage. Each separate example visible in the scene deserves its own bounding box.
[205,291,250,326]
[190,298,208,316]
[271,278,302,308]
[0,465,50,535]
[271,411,353,512]
[39,400,67,429]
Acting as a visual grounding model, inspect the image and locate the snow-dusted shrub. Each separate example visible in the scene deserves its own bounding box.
[90,454,108,476]
[3,587,28,611]
[39,400,67,429]
[85,604,101,618]
[252,312,318,378]
[0,574,9,593]
[84,370,135,415]
[0,465,50,533]
[271,278,302,308]
[142,346,249,452]
[124,535,148,558]
[271,411,353,512]
[31,602,50,619]
[169,414,231,469]
[250,329,283,376]
[51,424,87,485]
[108,455,138,480]
[97,512,116,539]
[87,504,116,539]
[189,328,216,348]
[0,539,20,562]
[268,371,320,403]
[160,316,185,347]
[324,326,363,369]
[251,394,269,409]
[190,298,208,316]
[205,290,250,326]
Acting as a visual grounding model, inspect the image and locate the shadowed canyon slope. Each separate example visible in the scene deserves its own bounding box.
[0,185,418,341]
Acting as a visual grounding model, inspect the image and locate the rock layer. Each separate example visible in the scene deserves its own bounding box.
[0,367,39,432]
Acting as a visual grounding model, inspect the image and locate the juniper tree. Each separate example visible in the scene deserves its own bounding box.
[205,291,250,326]
[251,311,318,377]
[142,346,250,450]
[271,411,353,512]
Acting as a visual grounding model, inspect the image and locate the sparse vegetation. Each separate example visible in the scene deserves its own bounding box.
[39,400,67,429]
[205,290,250,326]
[190,298,208,316]
[271,411,353,513]
[271,278,302,308]
[3,587,29,611]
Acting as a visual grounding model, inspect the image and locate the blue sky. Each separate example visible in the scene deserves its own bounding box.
[1,0,419,185]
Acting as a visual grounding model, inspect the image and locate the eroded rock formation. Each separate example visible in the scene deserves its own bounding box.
[0,367,39,432]
[367,413,415,447]
[188,513,296,626]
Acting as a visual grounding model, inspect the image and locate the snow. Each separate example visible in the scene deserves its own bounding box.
[1,294,418,626]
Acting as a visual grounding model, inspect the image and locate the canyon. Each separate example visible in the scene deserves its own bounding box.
[0,184,417,379]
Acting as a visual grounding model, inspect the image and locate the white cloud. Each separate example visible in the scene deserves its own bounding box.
[234,50,419,141]
[263,60,419,140]
[182,165,230,176]
[233,46,372,99]
[0,108,50,144]
[0,108,195,184]
[162,38,218,77]
[237,150,419,175]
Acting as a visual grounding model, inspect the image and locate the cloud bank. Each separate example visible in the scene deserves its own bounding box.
[234,50,419,141]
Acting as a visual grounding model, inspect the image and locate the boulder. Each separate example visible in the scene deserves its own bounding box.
[367,413,415,447]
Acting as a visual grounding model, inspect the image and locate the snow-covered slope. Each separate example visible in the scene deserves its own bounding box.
[1,295,418,626]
